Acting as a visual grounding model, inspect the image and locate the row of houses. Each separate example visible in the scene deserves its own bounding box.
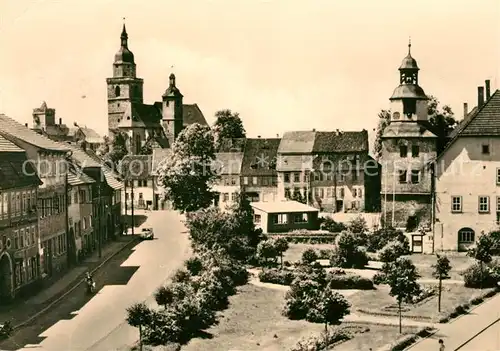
[0,114,123,302]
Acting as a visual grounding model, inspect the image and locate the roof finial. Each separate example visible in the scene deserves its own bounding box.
[408,37,412,55]
[121,17,128,45]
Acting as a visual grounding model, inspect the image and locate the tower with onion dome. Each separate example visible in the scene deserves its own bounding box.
[379,40,437,233]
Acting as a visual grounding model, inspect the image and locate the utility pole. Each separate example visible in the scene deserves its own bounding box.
[131,177,135,235]
[392,168,396,228]
[98,172,102,259]
[65,168,71,267]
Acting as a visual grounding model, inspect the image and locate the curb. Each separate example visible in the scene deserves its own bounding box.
[13,236,141,330]
[454,317,500,350]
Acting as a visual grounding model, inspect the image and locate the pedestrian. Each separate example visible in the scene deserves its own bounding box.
[438,339,445,351]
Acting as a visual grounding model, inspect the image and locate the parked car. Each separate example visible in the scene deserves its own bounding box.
[140,228,154,240]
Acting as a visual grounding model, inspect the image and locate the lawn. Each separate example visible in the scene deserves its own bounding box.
[284,243,335,263]
[405,254,474,280]
[348,283,487,321]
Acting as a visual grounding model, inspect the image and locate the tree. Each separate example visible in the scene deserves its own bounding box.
[139,143,152,155]
[301,248,318,265]
[467,232,494,289]
[158,123,217,213]
[257,239,278,266]
[274,237,289,268]
[154,285,174,309]
[385,257,421,333]
[212,109,246,150]
[309,287,351,333]
[96,135,110,157]
[330,231,368,268]
[373,110,391,160]
[432,255,452,312]
[427,95,458,154]
[108,132,128,164]
[379,240,408,263]
[126,302,152,351]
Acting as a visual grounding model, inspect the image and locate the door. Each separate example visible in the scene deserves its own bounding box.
[411,234,423,253]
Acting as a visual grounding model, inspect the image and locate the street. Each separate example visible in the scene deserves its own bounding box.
[458,318,500,351]
[0,210,191,351]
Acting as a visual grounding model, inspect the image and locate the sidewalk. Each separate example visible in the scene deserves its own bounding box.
[0,235,139,328]
[407,292,500,350]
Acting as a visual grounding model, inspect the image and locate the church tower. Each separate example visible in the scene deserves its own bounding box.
[379,41,437,232]
[161,73,184,146]
[106,23,144,137]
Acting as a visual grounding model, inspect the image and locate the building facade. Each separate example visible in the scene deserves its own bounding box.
[0,136,42,301]
[0,114,71,278]
[379,43,437,231]
[213,152,244,210]
[434,83,498,252]
[251,200,320,233]
[122,155,154,210]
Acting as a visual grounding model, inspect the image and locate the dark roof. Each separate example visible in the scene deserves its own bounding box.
[449,107,478,139]
[382,121,437,138]
[0,114,69,152]
[0,134,23,152]
[214,152,244,175]
[0,152,42,190]
[84,149,124,189]
[313,131,369,153]
[390,84,427,100]
[79,127,104,144]
[437,90,500,161]
[144,134,170,149]
[67,144,102,168]
[399,53,419,70]
[67,164,96,186]
[240,138,280,176]
[121,155,153,179]
[183,104,208,126]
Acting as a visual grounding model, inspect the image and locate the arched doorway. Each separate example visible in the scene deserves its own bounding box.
[458,227,475,252]
[0,252,13,302]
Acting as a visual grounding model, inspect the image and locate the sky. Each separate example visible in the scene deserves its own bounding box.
[0,0,499,153]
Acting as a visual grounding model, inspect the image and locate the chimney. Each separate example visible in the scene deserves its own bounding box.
[485,80,491,100]
[336,129,340,136]
[59,118,62,125]
[463,103,468,118]
[25,123,28,127]
[257,135,261,138]
[276,134,279,138]
[478,86,485,108]
[312,128,316,132]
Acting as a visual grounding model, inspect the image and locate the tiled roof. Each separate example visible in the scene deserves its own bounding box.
[278,131,316,154]
[84,149,124,190]
[121,155,153,179]
[276,155,314,172]
[0,114,69,152]
[214,152,244,175]
[458,90,500,136]
[183,104,208,126]
[67,166,96,186]
[251,200,319,213]
[45,124,69,137]
[382,121,437,138]
[0,153,42,190]
[217,138,246,152]
[240,138,280,176]
[79,127,104,144]
[313,131,369,153]
[67,144,102,168]
[133,103,162,126]
[152,148,173,174]
[449,107,478,139]
[0,134,23,152]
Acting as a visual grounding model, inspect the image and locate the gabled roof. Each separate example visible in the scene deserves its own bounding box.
[240,138,280,176]
[448,106,478,139]
[276,154,313,172]
[121,155,153,179]
[183,104,208,126]
[79,127,104,144]
[0,152,42,190]
[0,134,23,152]
[152,148,173,175]
[0,114,69,152]
[67,144,102,168]
[278,131,316,154]
[133,103,162,126]
[67,165,96,186]
[217,138,246,152]
[214,152,244,175]
[437,90,500,161]
[84,149,124,189]
[313,130,369,153]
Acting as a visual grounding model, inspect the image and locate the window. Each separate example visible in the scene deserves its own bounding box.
[252,177,258,185]
[284,188,291,198]
[314,172,321,181]
[411,170,420,184]
[353,188,357,197]
[479,196,490,213]
[115,85,120,97]
[458,228,475,243]
[326,188,332,198]
[254,214,261,223]
[20,229,24,248]
[243,177,248,185]
[294,213,308,223]
[411,145,419,158]
[14,230,19,249]
[451,196,462,212]
[230,176,236,185]
[262,177,269,186]
[223,193,229,202]
[496,168,500,184]
[358,188,363,198]
[400,145,408,157]
[294,172,300,182]
[31,226,35,245]
[231,193,237,202]
[352,170,358,181]
[274,214,288,224]
[398,170,407,183]
[284,172,290,183]
[338,188,345,198]
[482,144,490,155]
[339,173,346,181]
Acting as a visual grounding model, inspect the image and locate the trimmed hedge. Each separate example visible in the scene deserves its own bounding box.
[326,273,374,290]
[258,268,295,285]
[377,327,435,351]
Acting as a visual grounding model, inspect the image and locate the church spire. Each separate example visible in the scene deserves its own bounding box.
[121,18,128,48]
[408,37,411,55]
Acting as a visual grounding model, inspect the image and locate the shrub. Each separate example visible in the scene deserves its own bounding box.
[320,217,347,233]
[257,238,279,265]
[461,262,499,288]
[185,256,203,276]
[347,215,368,234]
[259,268,295,285]
[329,268,346,275]
[318,248,335,259]
[326,273,374,290]
[171,268,191,283]
[154,285,174,308]
[379,240,409,263]
[373,272,387,285]
[291,328,353,351]
[330,231,369,268]
[301,248,318,264]
[366,227,403,252]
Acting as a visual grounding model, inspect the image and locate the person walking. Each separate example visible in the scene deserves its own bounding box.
[438,339,445,350]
